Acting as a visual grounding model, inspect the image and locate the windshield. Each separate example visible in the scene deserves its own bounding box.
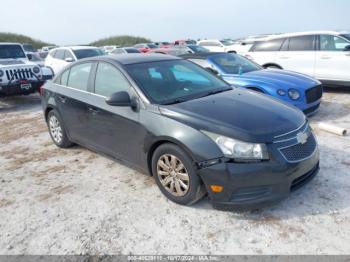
[73,48,103,59]
[210,53,261,74]
[187,45,209,53]
[125,59,230,104]
[0,45,26,59]
[340,34,350,41]
[147,44,157,49]
[126,48,140,53]
[220,40,234,46]
[22,44,36,52]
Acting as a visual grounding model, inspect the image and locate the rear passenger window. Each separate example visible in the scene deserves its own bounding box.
[288,35,315,51]
[64,50,74,60]
[60,69,70,86]
[94,62,130,97]
[67,63,92,91]
[251,38,284,51]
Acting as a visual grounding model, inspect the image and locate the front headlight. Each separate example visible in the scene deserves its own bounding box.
[202,131,269,161]
[288,89,300,100]
[33,66,40,74]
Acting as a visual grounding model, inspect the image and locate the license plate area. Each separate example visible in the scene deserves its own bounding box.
[20,83,32,90]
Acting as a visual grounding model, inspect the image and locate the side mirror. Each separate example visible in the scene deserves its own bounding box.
[65,57,74,62]
[27,54,33,60]
[105,91,137,108]
[205,67,219,76]
[344,45,350,51]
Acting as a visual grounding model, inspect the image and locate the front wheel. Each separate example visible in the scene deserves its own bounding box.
[152,143,206,205]
[47,110,73,148]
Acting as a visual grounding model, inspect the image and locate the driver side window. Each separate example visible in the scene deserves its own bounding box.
[320,35,349,51]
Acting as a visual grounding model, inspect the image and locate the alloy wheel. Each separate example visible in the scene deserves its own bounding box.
[49,115,63,144]
[157,154,190,197]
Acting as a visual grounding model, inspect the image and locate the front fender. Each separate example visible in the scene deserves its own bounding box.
[141,109,223,163]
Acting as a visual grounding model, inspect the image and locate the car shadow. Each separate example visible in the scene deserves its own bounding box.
[0,93,41,113]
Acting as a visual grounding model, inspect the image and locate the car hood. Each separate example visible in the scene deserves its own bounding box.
[159,89,305,143]
[223,69,320,90]
[0,58,35,68]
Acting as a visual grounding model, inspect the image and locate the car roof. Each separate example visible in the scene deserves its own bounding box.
[54,46,99,51]
[180,52,228,59]
[0,42,23,46]
[267,30,350,39]
[86,53,181,65]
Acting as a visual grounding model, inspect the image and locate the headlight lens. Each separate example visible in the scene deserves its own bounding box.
[33,67,40,74]
[277,89,286,96]
[288,89,300,100]
[202,131,269,161]
[0,70,3,77]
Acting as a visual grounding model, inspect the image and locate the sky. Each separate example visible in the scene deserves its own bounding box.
[0,0,349,45]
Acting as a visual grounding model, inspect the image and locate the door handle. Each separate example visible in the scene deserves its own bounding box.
[58,95,66,103]
[88,107,100,115]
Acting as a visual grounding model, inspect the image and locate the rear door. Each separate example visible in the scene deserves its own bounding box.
[55,62,95,144]
[275,35,316,77]
[314,34,350,82]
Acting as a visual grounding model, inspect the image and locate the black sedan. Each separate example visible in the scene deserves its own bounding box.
[41,54,319,210]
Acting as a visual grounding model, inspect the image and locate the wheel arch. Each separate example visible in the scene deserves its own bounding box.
[146,137,198,176]
[245,86,266,93]
[262,63,283,69]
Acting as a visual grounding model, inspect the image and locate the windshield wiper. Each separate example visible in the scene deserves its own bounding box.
[162,98,188,105]
[197,87,233,99]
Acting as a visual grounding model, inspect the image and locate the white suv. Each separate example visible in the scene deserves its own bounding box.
[45,46,103,74]
[197,39,237,53]
[246,31,350,87]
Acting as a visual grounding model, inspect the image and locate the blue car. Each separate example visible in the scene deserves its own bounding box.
[182,52,323,115]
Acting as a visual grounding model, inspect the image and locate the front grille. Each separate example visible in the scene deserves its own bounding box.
[280,134,317,162]
[291,162,319,191]
[305,85,322,104]
[5,68,34,81]
[303,103,320,115]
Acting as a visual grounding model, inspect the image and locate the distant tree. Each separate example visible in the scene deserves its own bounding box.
[90,35,152,47]
[0,32,53,50]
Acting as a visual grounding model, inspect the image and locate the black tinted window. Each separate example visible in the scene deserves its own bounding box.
[95,63,130,97]
[73,49,102,60]
[55,49,65,60]
[67,63,92,91]
[289,35,315,51]
[125,48,140,53]
[251,38,284,51]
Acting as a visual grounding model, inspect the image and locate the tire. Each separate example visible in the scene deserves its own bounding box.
[47,109,73,148]
[152,143,206,205]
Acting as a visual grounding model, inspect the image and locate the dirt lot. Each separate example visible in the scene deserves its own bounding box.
[0,91,349,255]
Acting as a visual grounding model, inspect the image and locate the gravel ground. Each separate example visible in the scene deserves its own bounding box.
[0,90,349,255]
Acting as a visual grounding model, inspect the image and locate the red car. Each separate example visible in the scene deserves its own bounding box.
[134,43,157,53]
